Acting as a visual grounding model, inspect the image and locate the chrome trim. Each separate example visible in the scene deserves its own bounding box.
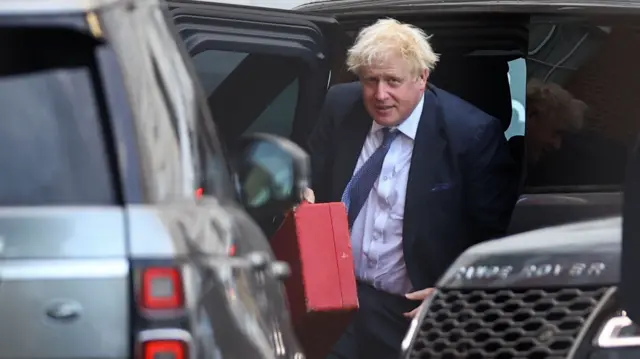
[595,313,640,348]
[137,328,194,343]
[401,313,421,353]
[0,259,128,280]
[567,286,616,358]
[401,289,439,355]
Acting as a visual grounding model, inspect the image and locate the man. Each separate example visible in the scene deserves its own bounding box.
[508,79,589,186]
[305,19,519,359]
[524,78,587,164]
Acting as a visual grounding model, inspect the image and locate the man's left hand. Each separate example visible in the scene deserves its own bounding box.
[302,188,315,203]
[403,288,435,319]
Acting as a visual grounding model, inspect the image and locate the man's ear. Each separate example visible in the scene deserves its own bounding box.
[418,69,429,89]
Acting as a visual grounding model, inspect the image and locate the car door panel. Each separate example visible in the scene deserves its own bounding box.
[0,208,128,359]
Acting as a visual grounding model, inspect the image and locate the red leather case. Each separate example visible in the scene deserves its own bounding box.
[270,202,358,359]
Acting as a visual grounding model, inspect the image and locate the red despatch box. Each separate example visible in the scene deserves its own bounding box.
[270,202,359,359]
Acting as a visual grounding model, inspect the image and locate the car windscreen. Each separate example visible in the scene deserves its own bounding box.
[0,27,116,205]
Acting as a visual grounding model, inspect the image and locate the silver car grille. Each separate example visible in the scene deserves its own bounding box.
[407,287,610,359]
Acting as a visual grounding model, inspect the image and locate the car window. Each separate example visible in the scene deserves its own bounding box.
[0,29,115,205]
[522,22,639,191]
[505,58,527,140]
[192,49,300,139]
[195,50,247,94]
[246,79,298,136]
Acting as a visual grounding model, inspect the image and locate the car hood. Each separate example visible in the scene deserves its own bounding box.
[438,216,621,289]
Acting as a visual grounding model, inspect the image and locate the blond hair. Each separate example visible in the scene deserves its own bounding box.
[346,18,439,77]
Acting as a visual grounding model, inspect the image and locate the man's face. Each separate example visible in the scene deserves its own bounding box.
[526,114,568,163]
[359,53,427,127]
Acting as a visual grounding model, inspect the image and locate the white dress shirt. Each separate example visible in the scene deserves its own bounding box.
[349,94,424,295]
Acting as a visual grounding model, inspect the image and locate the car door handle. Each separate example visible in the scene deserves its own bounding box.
[245,251,291,280]
[246,251,271,271]
[269,261,291,281]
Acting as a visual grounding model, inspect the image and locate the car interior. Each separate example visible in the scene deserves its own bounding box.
[184,9,640,240]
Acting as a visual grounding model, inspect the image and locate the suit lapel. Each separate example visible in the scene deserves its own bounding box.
[403,87,447,245]
[331,98,372,201]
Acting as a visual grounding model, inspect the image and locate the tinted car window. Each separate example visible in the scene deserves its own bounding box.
[192,49,300,140]
[0,28,115,205]
[522,22,638,190]
[194,50,247,94]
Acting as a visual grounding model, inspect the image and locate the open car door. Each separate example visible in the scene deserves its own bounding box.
[166,0,346,150]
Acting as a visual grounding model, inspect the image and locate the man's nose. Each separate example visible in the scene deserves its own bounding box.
[374,82,390,100]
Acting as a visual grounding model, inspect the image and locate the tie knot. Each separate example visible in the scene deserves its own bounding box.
[381,127,399,146]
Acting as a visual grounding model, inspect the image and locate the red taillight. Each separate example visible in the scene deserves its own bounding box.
[142,340,187,359]
[141,267,184,310]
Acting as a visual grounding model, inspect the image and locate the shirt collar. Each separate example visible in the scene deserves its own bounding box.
[370,93,424,140]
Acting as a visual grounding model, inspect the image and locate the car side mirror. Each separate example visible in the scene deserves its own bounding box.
[231,133,310,219]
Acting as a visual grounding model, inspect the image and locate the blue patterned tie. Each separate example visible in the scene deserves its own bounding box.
[342,127,400,227]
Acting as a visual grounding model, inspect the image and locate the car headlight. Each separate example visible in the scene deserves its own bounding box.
[595,311,640,348]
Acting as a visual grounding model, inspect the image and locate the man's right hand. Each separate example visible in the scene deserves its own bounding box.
[404,288,435,319]
[302,188,315,203]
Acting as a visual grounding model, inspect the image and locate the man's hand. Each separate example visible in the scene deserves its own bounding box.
[403,288,435,319]
[302,188,315,203]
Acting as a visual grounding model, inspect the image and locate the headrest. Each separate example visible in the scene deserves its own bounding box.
[429,56,513,132]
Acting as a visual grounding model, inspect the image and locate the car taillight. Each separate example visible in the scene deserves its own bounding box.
[140,267,184,310]
[229,244,236,256]
[142,340,187,359]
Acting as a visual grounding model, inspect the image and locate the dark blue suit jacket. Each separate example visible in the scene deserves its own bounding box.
[308,82,519,290]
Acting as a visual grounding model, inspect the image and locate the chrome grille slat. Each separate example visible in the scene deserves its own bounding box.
[408,286,610,359]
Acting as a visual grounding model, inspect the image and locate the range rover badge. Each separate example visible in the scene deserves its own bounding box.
[46,300,83,322]
[455,262,607,280]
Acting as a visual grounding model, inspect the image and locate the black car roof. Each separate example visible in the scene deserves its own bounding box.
[296,0,640,16]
